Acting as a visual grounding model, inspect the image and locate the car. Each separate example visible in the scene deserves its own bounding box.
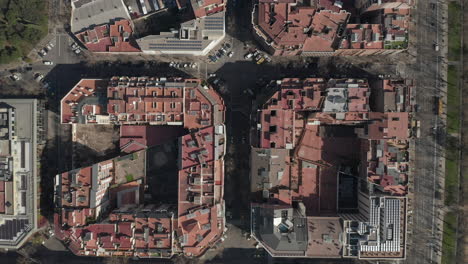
[227,51,234,57]
[11,73,21,81]
[46,44,53,51]
[208,73,216,78]
[244,53,253,59]
[183,63,188,68]
[216,52,222,58]
[255,53,263,61]
[48,41,55,48]
[74,49,81,54]
[34,73,44,82]
[43,60,53,65]
[209,55,217,62]
[256,57,265,65]
[223,43,231,49]
[219,48,226,55]
[264,56,271,62]
[253,50,260,57]
[169,61,175,67]
[40,49,48,56]
[191,63,197,68]
[433,43,439,51]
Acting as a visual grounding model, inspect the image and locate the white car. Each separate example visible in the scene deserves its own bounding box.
[46,44,52,51]
[11,73,21,81]
[227,51,234,57]
[48,41,55,48]
[74,49,81,54]
[169,61,175,67]
[244,53,253,59]
[191,63,197,68]
[35,73,44,82]
[43,60,53,65]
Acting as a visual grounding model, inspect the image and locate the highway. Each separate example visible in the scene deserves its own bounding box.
[405,0,447,264]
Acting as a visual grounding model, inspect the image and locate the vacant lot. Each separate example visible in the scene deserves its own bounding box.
[74,124,119,167]
[114,151,146,185]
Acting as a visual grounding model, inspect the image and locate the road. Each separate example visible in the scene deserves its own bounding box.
[404,0,447,264]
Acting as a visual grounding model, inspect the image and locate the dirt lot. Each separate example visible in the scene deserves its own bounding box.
[114,150,146,185]
[73,124,120,167]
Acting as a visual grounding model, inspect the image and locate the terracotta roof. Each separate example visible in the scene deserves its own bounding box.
[75,19,141,53]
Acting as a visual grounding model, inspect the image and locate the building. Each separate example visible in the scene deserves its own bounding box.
[55,77,226,258]
[252,0,411,56]
[126,0,179,19]
[0,99,38,249]
[75,19,141,53]
[71,0,131,33]
[250,78,412,260]
[342,197,407,259]
[136,11,225,55]
[71,0,227,55]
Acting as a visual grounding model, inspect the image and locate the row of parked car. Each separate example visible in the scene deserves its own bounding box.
[38,41,55,58]
[169,62,197,68]
[244,49,271,64]
[209,43,234,63]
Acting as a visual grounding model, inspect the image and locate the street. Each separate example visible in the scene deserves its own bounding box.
[404,0,447,264]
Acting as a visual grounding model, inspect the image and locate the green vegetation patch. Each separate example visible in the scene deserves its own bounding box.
[448,2,462,61]
[0,0,48,64]
[445,65,460,206]
[125,174,134,182]
[446,65,460,134]
[444,146,459,206]
[384,40,408,49]
[441,212,458,264]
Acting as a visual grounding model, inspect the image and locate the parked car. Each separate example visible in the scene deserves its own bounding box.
[34,73,44,82]
[46,44,53,51]
[244,53,253,59]
[256,57,266,65]
[227,51,234,57]
[209,55,218,62]
[48,41,55,48]
[43,60,53,65]
[11,73,21,81]
[74,49,81,54]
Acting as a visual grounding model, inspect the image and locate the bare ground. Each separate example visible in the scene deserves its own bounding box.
[73,124,120,167]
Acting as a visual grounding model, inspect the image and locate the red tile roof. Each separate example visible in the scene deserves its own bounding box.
[192,0,226,18]
[75,19,140,53]
[57,76,226,258]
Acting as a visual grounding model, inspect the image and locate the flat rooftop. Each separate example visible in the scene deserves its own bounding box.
[0,99,38,249]
[71,0,131,33]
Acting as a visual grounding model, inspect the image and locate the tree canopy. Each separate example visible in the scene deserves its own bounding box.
[0,0,48,64]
